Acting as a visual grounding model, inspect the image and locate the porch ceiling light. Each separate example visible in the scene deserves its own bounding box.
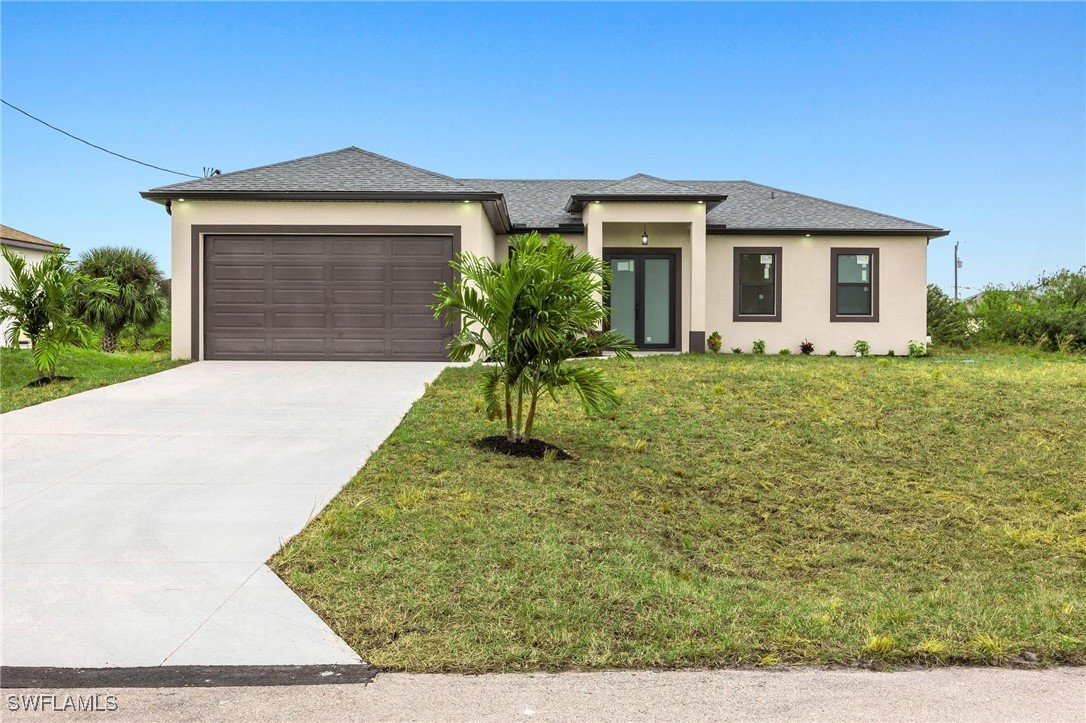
[642,225,649,246]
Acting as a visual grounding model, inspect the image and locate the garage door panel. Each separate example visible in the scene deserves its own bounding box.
[272,338,326,356]
[273,289,326,305]
[332,289,385,305]
[393,238,451,257]
[211,238,267,255]
[332,239,389,256]
[209,313,266,329]
[205,233,454,360]
[211,288,267,305]
[273,265,326,282]
[273,238,327,255]
[208,337,267,356]
[333,313,386,329]
[272,312,326,329]
[212,265,266,281]
[332,266,385,282]
[331,339,387,356]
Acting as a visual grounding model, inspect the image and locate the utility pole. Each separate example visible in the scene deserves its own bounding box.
[954,240,962,300]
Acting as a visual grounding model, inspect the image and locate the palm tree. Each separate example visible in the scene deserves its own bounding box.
[433,232,634,444]
[0,247,116,381]
[75,246,168,352]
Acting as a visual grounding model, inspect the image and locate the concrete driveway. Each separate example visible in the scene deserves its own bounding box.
[1,361,446,668]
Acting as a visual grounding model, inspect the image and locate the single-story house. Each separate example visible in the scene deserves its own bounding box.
[1,225,69,345]
[141,147,948,360]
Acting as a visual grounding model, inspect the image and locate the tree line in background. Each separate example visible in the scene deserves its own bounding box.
[928,267,1086,353]
[0,246,169,382]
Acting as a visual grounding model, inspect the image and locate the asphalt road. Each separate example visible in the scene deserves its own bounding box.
[5,667,1084,722]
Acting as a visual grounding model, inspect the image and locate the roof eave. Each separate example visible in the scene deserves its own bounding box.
[706,225,950,238]
[566,194,728,213]
[0,238,70,253]
[139,190,513,233]
[140,189,505,202]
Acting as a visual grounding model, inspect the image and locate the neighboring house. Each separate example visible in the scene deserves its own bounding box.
[141,147,948,361]
[0,225,69,346]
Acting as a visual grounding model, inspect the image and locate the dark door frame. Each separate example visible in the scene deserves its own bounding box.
[191,224,461,360]
[602,247,682,352]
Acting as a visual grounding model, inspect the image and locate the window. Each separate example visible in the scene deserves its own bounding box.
[830,248,879,322]
[733,247,782,322]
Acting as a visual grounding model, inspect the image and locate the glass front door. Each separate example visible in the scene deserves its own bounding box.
[606,252,677,349]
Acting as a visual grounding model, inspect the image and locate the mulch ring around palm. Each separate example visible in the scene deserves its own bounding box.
[24,376,75,388]
[472,435,573,460]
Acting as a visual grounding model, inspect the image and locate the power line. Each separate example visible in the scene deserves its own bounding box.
[1,98,201,178]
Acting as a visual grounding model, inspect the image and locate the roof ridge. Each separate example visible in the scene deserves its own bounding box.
[591,173,705,195]
[344,147,488,192]
[150,147,362,191]
[152,146,490,193]
[732,180,943,230]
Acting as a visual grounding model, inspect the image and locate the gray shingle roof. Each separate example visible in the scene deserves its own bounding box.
[683,181,942,232]
[150,146,489,194]
[0,224,68,252]
[145,147,945,234]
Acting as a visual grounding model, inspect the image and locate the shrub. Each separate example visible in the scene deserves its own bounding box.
[927,284,970,346]
[886,349,895,357]
[432,231,634,444]
[778,348,791,356]
[707,331,722,353]
[752,339,766,355]
[970,267,1086,352]
[731,347,743,354]
[908,340,927,357]
[75,247,168,353]
[117,316,171,353]
[854,340,870,357]
[828,349,838,356]
[799,339,814,355]
[0,247,117,380]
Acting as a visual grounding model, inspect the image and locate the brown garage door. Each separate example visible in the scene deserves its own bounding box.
[204,234,454,360]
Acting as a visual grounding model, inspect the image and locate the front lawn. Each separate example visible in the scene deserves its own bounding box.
[272,351,1086,671]
[0,347,188,413]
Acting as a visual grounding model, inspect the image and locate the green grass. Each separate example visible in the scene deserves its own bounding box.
[272,349,1086,672]
[1,347,188,413]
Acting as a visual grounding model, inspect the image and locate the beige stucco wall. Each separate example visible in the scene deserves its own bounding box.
[705,235,928,356]
[0,244,49,345]
[168,199,495,359]
[166,198,928,360]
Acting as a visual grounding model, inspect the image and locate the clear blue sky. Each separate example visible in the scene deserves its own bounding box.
[3,2,1083,295]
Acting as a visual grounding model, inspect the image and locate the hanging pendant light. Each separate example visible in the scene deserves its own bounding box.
[641,225,649,246]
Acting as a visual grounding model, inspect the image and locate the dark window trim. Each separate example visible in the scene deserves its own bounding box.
[189,224,462,360]
[732,246,783,322]
[602,247,682,352]
[829,247,880,323]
